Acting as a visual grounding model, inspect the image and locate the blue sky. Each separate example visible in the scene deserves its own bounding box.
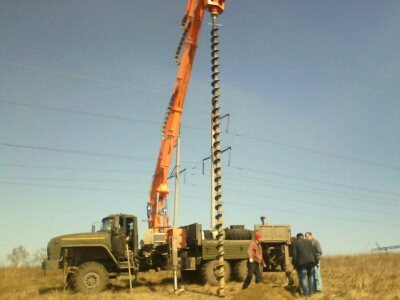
[1,1,399,263]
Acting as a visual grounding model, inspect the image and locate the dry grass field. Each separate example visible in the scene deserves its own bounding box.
[0,253,399,300]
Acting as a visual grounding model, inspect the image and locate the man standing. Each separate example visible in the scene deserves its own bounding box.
[242,233,266,289]
[305,232,322,292]
[292,232,319,296]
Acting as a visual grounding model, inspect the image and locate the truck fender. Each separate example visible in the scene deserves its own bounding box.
[61,244,118,268]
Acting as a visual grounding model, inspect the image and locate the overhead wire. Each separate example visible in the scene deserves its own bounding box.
[228,133,400,172]
[1,144,398,226]
[223,173,399,205]
[3,161,396,206]
[1,97,398,172]
[0,60,167,95]
[1,142,399,202]
[0,98,160,126]
[2,60,399,226]
[0,142,155,161]
[0,177,148,184]
[1,59,398,172]
[2,162,398,207]
[0,143,400,204]
[224,201,400,227]
[0,163,146,173]
[228,165,400,198]
[1,180,398,226]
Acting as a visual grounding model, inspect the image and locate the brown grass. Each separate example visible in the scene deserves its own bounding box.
[0,253,399,299]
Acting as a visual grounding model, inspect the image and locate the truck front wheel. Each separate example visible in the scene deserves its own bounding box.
[73,262,109,294]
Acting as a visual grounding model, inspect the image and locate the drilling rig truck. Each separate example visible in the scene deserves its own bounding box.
[42,0,292,294]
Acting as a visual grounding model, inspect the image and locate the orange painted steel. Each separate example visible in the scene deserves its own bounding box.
[147,0,225,233]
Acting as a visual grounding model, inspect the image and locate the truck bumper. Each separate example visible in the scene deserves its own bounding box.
[42,259,60,271]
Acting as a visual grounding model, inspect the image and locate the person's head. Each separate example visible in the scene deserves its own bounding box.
[255,233,262,242]
[305,232,313,241]
[296,233,304,239]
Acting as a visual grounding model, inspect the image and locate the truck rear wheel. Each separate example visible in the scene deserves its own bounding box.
[201,260,231,286]
[233,259,263,281]
[233,260,248,282]
[73,262,109,294]
[180,269,200,283]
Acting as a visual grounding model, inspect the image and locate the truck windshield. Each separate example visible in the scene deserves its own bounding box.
[99,218,112,231]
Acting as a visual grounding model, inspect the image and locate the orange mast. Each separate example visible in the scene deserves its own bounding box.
[148,0,225,233]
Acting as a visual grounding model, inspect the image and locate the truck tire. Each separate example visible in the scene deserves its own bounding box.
[233,260,248,282]
[73,262,109,294]
[225,229,252,240]
[180,269,199,283]
[201,260,231,286]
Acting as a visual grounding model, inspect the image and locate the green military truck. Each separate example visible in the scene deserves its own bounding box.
[43,214,292,293]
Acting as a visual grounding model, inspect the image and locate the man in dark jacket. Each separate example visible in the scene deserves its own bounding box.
[292,233,319,296]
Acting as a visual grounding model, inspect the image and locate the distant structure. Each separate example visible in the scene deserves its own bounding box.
[372,242,400,253]
[260,216,267,225]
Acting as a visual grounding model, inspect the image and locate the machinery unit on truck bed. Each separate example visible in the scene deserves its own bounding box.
[179,221,292,285]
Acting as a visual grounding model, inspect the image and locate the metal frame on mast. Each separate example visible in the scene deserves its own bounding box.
[147,0,225,234]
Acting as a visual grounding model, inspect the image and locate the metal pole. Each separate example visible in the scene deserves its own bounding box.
[126,245,134,300]
[172,127,181,291]
[171,236,179,291]
[173,126,181,228]
[156,192,159,216]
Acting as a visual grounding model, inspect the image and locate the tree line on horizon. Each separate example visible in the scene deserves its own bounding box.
[3,246,46,267]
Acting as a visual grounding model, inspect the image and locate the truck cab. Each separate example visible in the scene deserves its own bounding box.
[100,214,139,259]
[42,214,140,293]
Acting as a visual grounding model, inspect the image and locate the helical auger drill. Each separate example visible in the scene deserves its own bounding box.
[210,12,226,297]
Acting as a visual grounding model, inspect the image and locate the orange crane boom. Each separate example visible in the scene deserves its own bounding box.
[147,0,225,233]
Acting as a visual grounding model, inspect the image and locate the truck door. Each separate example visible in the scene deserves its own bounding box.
[126,217,138,257]
[111,216,126,259]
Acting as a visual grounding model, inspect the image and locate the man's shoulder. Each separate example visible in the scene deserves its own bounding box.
[297,238,309,244]
[295,239,309,247]
[300,239,315,249]
[312,238,321,246]
[249,240,257,247]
